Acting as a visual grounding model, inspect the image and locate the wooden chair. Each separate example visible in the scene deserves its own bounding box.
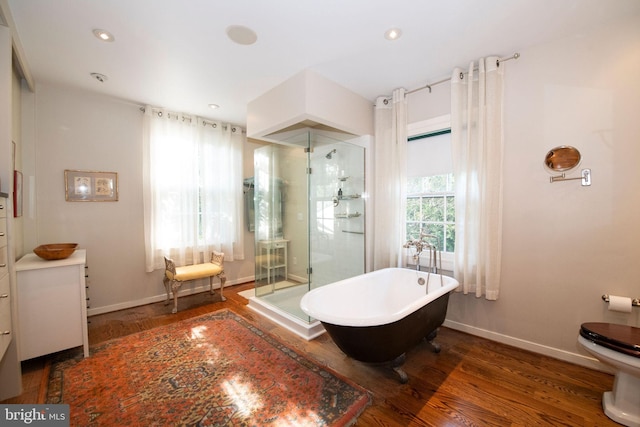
[163,251,226,313]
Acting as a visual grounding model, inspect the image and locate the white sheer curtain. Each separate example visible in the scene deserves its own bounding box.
[373,89,407,270]
[142,108,244,272]
[451,57,504,299]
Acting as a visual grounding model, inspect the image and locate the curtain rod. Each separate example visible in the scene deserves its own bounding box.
[139,106,245,132]
[406,52,520,96]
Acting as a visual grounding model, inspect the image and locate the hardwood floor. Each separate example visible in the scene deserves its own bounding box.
[3,282,618,426]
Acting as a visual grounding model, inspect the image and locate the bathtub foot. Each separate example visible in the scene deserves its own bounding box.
[425,329,441,353]
[391,353,409,384]
[427,341,441,353]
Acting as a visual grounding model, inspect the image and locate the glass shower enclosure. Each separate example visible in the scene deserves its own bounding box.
[253,130,365,323]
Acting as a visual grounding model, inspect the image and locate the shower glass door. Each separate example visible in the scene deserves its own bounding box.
[253,130,365,322]
[309,136,365,290]
[254,141,309,302]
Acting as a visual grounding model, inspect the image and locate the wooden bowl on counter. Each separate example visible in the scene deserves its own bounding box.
[33,243,78,260]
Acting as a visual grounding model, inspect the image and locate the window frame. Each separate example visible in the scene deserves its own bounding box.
[406,114,455,272]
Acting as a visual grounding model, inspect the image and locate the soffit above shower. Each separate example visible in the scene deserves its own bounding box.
[267,120,335,135]
[247,69,373,143]
[260,121,352,144]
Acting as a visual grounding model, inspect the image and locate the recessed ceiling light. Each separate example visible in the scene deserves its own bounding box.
[208,104,219,109]
[93,29,115,42]
[384,28,402,41]
[226,25,257,45]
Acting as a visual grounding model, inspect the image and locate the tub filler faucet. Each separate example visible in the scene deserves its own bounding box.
[403,231,444,288]
[403,231,439,272]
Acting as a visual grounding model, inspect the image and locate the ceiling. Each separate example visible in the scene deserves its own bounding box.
[6,0,640,127]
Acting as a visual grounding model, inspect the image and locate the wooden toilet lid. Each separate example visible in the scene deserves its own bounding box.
[580,322,640,358]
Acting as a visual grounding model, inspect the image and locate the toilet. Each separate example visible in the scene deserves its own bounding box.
[578,322,640,427]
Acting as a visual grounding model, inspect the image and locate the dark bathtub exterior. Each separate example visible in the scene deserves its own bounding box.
[320,291,450,364]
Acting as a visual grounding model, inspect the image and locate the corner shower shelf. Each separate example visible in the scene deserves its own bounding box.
[335,212,361,219]
[337,194,361,200]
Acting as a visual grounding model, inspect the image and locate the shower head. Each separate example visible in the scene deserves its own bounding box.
[325,149,337,159]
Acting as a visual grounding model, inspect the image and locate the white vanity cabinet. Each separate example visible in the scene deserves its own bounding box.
[0,197,11,359]
[16,250,89,360]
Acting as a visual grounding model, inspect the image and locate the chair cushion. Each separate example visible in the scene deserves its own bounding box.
[171,263,222,281]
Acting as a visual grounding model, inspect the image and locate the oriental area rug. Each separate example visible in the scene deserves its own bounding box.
[45,309,371,426]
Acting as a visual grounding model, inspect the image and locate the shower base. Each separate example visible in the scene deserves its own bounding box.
[240,284,325,341]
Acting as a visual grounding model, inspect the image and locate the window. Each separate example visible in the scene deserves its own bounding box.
[406,173,455,252]
[406,115,455,270]
[142,109,244,272]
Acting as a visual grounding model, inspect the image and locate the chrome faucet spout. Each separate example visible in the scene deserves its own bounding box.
[404,230,441,275]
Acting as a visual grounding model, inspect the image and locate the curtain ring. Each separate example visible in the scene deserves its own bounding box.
[232,127,236,133]
[157,111,163,117]
[383,98,389,105]
[213,123,217,128]
[459,72,464,80]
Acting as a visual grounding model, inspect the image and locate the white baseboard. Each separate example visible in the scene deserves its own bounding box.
[442,319,613,374]
[87,283,612,375]
[87,275,255,316]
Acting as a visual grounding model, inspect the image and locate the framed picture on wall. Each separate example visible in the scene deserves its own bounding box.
[13,170,22,217]
[64,169,119,202]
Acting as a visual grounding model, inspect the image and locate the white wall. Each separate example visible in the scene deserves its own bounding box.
[408,14,640,368]
[22,84,256,314]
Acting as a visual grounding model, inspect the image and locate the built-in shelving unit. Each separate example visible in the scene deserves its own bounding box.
[0,196,11,360]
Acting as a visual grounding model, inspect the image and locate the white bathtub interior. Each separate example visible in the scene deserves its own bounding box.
[301,268,459,327]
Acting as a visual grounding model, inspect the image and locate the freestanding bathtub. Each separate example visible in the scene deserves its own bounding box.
[300,268,459,383]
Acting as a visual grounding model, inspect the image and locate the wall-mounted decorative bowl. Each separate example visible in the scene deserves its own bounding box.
[33,243,78,260]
